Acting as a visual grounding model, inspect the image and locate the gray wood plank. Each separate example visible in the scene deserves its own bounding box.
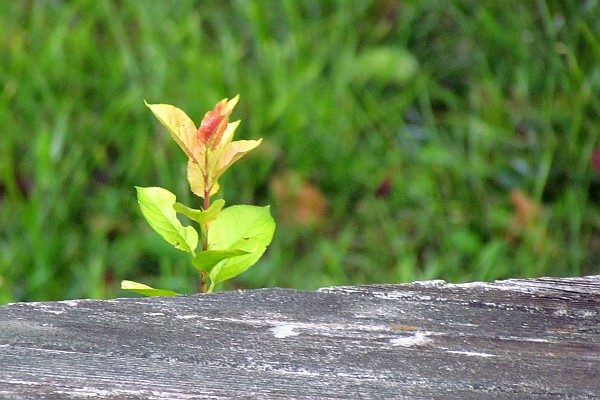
[1,276,599,399]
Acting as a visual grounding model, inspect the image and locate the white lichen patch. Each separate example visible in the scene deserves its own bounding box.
[143,312,166,317]
[174,314,198,319]
[61,300,83,307]
[269,324,300,338]
[498,335,552,343]
[35,304,65,315]
[446,350,496,358]
[372,291,433,301]
[390,331,433,347]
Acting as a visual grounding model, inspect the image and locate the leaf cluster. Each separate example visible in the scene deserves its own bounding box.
[123,98,274,295]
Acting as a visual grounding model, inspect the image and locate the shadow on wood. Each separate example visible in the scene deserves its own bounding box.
[1,276,599,399]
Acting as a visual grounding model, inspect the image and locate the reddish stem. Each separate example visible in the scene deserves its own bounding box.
[199,154,211,293]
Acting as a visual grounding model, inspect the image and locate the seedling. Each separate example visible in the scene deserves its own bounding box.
[122,95,275,295]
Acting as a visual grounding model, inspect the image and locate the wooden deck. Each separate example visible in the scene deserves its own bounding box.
[1,276,599,399]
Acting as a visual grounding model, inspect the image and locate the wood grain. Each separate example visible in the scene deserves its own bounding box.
[1,276,599,399]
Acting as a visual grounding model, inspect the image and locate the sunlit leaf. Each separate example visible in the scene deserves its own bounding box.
[187,159,219,199]
[217,119,241,147]
[207,205,275,286]
[222,94,239,114]
[145,101,200,162]
[214,139,262,181]
[192,247,252,272]
[200,96,239,149]
[174,199,225,225]
[136,186,198,254]
[121,280,179,297]
[187,136,259,199]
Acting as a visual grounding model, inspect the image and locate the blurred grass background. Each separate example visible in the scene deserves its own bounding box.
[1,0,600,303]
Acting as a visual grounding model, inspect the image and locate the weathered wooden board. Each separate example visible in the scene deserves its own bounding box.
[0,276,599,399]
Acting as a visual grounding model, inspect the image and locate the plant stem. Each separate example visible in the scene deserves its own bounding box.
[200,271,207,293]
[203,188,210,252]
[199,188,209,293]
[199,155,211,293]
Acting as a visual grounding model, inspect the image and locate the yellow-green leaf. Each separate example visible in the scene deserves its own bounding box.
[121,280,179,297]
[174,198,226,225]
[145,101,200,162]
[207,205,275,285]
[192,248,251,272]
[187,159,219,199]
[217,119,241,147]
[214,139,262,182]
[136,186,198,254]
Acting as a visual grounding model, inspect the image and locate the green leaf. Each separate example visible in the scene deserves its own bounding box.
[174,198,225,225]
[121,280,179,297]
[192,248,251,272]
[136,186,198,254]
[207,205,275,286]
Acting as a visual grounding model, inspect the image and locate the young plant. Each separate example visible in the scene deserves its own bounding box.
[122,95,275,295]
